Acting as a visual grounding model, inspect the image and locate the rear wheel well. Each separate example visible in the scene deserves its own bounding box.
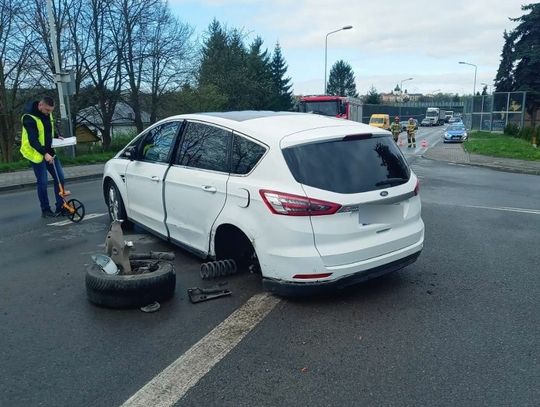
[214,224,258,271]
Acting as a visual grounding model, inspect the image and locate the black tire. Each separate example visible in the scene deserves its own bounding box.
[106,182,131,228]
[85,262,176,309]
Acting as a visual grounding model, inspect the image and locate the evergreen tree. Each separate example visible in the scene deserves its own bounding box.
[198,20,250,110]
[481,85,488,96]
[198,19,230,109]
[494,30,515,92]
[246,37,273,109]
[364,85,381,104]
[326,60,358,97]
[270,42,293,111]
[511,2,540,123]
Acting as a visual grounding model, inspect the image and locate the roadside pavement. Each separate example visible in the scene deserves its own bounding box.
[422,143,540,176]
[0,144,539,193]
[0,163,105,192]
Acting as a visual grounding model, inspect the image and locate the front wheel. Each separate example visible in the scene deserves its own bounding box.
[107,182,131,227]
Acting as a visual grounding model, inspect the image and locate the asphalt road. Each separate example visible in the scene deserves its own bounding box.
[1,126,538,407]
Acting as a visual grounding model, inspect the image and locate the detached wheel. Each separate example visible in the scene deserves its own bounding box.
[107,182,131,228]
[85,262,176,309]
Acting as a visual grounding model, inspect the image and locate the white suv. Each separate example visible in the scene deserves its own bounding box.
[103,112,424,295]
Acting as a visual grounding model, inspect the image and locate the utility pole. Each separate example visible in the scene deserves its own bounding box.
[46,0,73,139]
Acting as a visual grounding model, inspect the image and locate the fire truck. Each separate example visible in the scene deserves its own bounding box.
[298,95,363,122]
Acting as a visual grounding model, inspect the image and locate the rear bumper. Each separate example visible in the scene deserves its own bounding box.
[262,250,421,297]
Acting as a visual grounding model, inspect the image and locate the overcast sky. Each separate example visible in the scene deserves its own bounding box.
[169,0,528,96]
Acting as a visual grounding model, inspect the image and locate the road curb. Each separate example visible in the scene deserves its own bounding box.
[0,173,103,193]
[421,154,540,176]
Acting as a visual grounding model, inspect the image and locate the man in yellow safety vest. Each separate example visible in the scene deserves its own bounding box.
[20,96,70,218]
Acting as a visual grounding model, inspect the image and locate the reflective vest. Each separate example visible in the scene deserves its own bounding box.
[20,113,54,163]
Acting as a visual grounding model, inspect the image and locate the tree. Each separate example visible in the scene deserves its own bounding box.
[0,0,40,162]
[269,42,293,111]
[494,4,540,126]
[198,20,252,110]
[510,3,540,125]
[481,85,488,96]
[364,85,380,104]
[246,36,273,109]
[114,0,195,125]
[326,60,358,97]
[494,30,515,92]
[144,6,195,123]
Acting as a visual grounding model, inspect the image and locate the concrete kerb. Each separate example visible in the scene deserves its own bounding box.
[0,172,104,193]
[421,144,540,176]
[0,162,105,193]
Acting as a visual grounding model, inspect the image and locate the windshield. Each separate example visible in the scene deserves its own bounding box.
[283,135,410,194]
[299,101,339,117]
[426,111,438,117]
[448,125,465,131]
[370,118,384,123]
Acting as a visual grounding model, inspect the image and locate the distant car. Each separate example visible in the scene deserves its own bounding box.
[420,118,432,127]
[401,118,418,131]
[448,117,462,124]
[443,124,468,143]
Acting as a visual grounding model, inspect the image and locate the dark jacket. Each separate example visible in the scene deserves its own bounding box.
[22,101,56,156]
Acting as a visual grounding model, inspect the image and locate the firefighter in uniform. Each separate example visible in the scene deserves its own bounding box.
[390,116,402,143]
[406,117,417,148]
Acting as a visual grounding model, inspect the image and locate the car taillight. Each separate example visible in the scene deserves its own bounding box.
[414,179,420,196]
[259,190,341,216]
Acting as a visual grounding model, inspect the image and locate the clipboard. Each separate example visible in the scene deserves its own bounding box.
[52,137,77,148]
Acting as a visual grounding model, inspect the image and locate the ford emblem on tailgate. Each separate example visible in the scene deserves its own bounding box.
[380,191,389,197]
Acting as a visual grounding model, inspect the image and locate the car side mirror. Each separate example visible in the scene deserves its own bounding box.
[123,145,137,161]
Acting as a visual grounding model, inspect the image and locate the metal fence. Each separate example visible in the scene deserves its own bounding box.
[462,91,533,131]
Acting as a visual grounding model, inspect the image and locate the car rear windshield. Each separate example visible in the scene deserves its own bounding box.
[282,134,410,194]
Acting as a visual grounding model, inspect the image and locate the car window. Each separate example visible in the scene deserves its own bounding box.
[176,122,231,172]
[140,121,180,163]
[283,135,410,194]
[231,134,266,175]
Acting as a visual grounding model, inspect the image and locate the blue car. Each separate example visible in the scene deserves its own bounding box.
[443,124,468,143]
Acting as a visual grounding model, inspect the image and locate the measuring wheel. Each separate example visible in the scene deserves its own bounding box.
[66,199,85,223]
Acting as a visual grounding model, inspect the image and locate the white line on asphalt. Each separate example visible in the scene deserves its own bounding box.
[120,293,281,407]
[47,212,107,226]
[461,204,540,215]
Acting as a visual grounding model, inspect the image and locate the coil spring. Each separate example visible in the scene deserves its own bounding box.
[200,259,237,280]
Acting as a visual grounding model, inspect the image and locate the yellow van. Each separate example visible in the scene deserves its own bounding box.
[369,114,390,130]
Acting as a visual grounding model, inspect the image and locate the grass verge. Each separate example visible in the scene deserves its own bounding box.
[0,151,116,173]
[464,131,540,161]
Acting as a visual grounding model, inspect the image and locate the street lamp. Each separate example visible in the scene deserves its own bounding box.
[400,77,413,97]
[324,25,353,94]
[399,77,413,118]
[459,61,477,96]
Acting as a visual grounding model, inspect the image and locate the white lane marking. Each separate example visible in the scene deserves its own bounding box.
[459,205,540,215]
[120,293,281,407]
[47,212,107,226]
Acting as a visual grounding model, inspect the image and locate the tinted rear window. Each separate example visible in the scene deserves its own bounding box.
[283,135,410,194]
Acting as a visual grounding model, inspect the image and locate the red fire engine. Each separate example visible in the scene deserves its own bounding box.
[298,95,362,122]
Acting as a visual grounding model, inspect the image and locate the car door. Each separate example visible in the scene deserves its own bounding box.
[164,121,231,256]
[124,121,182,237]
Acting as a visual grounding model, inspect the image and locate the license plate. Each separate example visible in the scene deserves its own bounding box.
[358,203,403,225]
